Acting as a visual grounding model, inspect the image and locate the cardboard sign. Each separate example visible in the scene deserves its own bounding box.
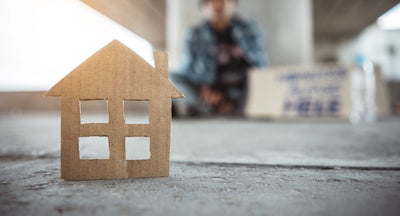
[46,40,183,180]
[245,65,389,119]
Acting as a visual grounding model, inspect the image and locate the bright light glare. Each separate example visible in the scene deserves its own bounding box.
[0,0,154,92]
[377,3,400,30]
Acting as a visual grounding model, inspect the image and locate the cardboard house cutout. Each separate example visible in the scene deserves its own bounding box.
[46,40,183,180]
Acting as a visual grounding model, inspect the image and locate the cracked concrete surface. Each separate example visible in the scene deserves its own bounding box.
[1,112,400,215]
[1,158,400,216]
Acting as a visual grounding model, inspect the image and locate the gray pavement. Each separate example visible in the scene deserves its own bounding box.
[1,112,400,167]
[1,157,400,216]
[171,117,400,168]
[1,111,400,215]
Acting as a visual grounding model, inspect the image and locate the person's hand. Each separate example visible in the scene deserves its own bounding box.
[218,101,234,114]
[200,86,223,106]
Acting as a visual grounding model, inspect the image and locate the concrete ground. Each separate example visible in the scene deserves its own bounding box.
[1,111,400,215]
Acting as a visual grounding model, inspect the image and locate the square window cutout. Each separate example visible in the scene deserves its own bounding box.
[125,137,150,160]
[124,100,149,124]
[80,100,108,123]
[79,137,109,159]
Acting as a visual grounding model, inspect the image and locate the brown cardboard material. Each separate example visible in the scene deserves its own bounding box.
[46,40,183,180]
[245,65,390,119]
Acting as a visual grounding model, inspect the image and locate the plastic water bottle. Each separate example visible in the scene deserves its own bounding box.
[350,55,377,124]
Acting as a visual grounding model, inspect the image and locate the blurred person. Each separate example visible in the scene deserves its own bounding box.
[171,0,268,117]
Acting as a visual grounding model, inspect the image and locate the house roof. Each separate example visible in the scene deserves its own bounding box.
[46,40,183,100]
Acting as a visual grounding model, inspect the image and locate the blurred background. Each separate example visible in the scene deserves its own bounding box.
[0,0,399,114]
[0,0,400,165]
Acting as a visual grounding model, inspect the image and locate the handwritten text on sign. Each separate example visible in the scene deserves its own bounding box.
[277,67,347,117]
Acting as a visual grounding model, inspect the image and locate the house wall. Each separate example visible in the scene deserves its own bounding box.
[60,96,81,179]
[59,95,171,180]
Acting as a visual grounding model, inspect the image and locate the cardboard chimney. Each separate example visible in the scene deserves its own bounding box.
[46,40,183,180]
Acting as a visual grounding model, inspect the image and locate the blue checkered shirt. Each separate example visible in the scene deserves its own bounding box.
[179,15,268,85]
